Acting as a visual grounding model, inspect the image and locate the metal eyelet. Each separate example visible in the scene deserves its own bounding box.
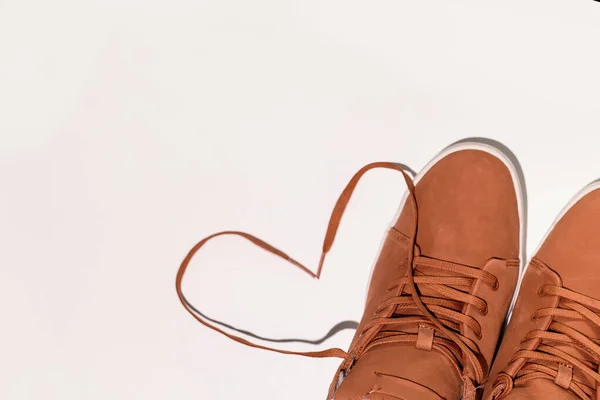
[537,286,545,297]
[481,305,489,316]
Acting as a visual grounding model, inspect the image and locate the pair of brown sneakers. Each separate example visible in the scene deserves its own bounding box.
[177,141,600,400]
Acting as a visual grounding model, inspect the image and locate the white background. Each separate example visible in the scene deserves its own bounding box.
[2,1,600,399]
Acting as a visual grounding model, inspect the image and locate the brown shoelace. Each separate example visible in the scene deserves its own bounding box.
[492,286,600,400]
[175,162,492,399]
[359,255,498,382]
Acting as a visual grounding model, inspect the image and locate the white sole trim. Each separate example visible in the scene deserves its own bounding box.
[531,179,600,257]
[509,180,600,322]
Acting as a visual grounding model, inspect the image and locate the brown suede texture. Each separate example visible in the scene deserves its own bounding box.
[484,188,600,399]
[483,260,561,399]
[331,149,521,399]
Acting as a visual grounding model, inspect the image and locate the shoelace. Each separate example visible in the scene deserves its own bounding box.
[175,162,490,399]
[359,255,498,377]
[492,285,600,400]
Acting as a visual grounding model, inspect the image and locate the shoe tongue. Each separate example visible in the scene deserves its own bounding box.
[331,344,461,400]
[509,379,580,400]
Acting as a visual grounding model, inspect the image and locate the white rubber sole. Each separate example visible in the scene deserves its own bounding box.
[530,179,600,258]
[507,179,600,323]
[364,140,527,318]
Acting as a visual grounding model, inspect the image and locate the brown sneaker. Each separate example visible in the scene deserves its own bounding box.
[175,141,523,399]
[485,182,600,400]
[327,142,523,400]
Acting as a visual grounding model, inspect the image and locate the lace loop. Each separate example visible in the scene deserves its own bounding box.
[176,162,416,360]
[176,161,492,397]
[491,373,514,400]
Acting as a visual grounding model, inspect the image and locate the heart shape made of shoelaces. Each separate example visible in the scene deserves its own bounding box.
[175,162,485,398]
